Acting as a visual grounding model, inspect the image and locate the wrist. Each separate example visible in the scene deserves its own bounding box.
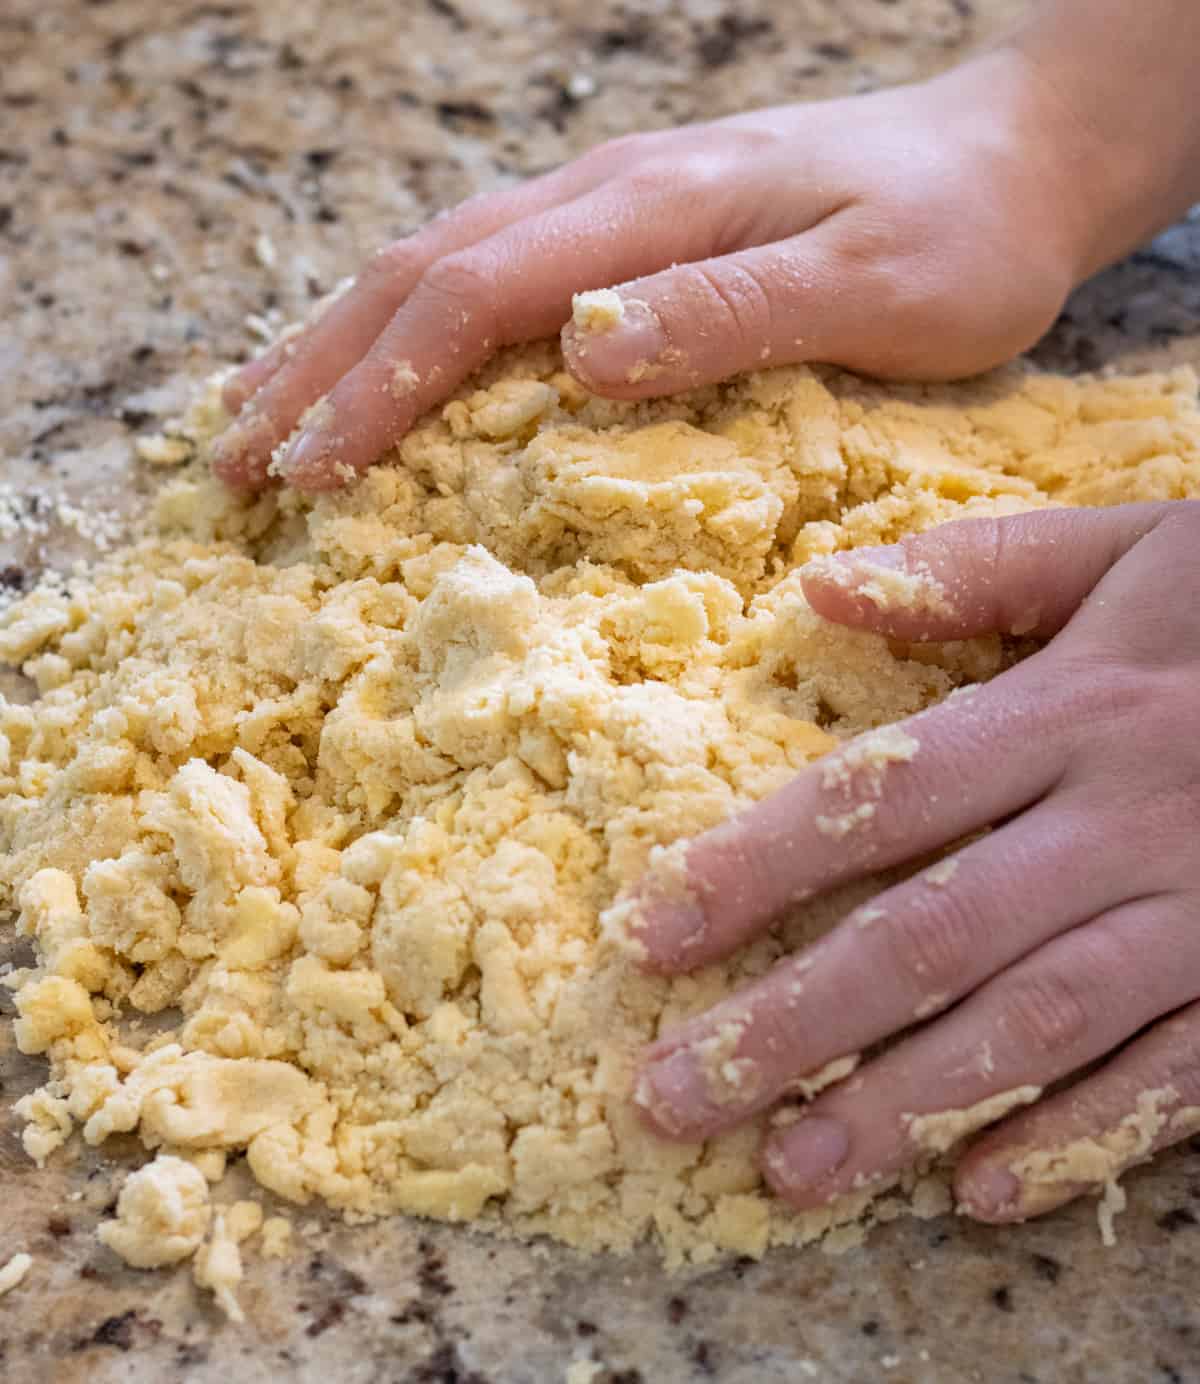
[1001,1,1200,280]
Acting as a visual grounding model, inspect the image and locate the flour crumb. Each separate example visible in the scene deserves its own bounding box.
[904,1086,1042,1157]
[253,232,278,270]
[391,360,421,399]
[98,1156,212,1269]
[816,803,876,838]
[572,289,625,334]
[193,1211,245,1323]
[135,434,194,467]
[260,1216,293,1259]
[0,1253,32,1297]
[924,858,958,887]
[565,1358,605,1384]
[790,1053,860,1100]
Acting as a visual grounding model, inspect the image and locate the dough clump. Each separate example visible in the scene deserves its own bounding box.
[3,345,1200,1282]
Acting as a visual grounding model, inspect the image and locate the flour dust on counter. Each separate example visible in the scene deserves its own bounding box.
[3,340,1200,1319]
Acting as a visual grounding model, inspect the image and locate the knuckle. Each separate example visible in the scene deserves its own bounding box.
[883,892,981,996]
[676,261,772,351]
[420,252,494,307]
[594,131,658,168]
[1001,966,1091,1059]
[1146,999,1200,1105]
[365,240,418,285]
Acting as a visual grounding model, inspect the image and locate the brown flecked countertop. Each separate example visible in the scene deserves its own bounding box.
[4,1,1200,1380]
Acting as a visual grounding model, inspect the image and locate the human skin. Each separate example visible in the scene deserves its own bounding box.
[211,0,1200,1222]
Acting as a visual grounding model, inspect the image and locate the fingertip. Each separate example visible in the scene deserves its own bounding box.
[952,1159,1023,1222]
[800,544,963,640]
[630,1057,705,1141]
[562,293,687,395]
[222,374,253,416]
[761,1115,851,1207]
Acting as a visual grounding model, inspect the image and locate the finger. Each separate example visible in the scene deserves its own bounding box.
[762,892,1200,1207]
[274,166,824,490]
[612,662,1066,976]
[631,799,1165,1142]
[957,979,1200,1230]
[212,140,658,489]
[800,505,1175,644]
[223,334,296,415]
[560,218,861,398]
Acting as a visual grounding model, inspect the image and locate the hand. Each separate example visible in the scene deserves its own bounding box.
[211,44,1095,493]
[624,502,1200,1229]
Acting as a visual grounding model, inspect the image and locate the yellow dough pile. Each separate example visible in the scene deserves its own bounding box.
[3,344,1200,1301]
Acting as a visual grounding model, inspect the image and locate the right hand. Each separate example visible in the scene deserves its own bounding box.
[213,43,1096,494]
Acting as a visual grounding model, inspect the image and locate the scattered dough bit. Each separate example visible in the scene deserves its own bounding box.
[571,288,626,334]
[923,858,958,887]
[391,360,421,399]
[565,1358,606,1384]
[135,434,194,468]
[854,905,887,929]
[260,1216,293,1259]
[815,802,877,839]
[904,1086,1043,1157]
[913,992,949,1020]
[3,343,1200,1289]
[790,1053,861,1101]
[0,1253,32,1297]
[821,725,920,794]
[857,558,952,619]
[193,1212,245,1323]
[98,1156,212,1268]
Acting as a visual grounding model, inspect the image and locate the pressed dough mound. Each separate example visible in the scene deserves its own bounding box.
[3,345,1200,1275]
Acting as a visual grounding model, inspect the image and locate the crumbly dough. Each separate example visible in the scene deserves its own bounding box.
[3,345,1200,1292]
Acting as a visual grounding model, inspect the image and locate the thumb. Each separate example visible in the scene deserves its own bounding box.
[800,505,1174,643]
[561,229,850,397]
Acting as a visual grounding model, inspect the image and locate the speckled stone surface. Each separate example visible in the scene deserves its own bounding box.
[3,2,1200,1381]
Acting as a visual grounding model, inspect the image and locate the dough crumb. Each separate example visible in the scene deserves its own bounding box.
[0,1253,32,1297]
[135,434,194,468]
[816,802,877,838]
[790,1053,860,1100]
[904,1085,1042,1157]
[924,858,958,887]
[391,360,421,399]
[194,1211,245,1323]
[564,1358,605,1384]
[98,1156,212,1269]
[572,288,626,334]
[260,1216,293,1259]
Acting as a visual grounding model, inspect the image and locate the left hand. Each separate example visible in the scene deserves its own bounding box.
[624,502,1200,1226]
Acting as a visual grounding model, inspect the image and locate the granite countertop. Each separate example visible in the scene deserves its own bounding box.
[4,1,1200,1380]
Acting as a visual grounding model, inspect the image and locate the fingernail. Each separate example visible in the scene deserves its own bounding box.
[958,1164,1020,1218]
[636,1049,711,1135]
[634,897,708,968]
[564,296,670,386]
[767,1117,850,1191]
[614,842,709,969]
[275,428,336,487]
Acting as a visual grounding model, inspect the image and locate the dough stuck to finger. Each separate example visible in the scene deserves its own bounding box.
[6,337,1200,1304]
